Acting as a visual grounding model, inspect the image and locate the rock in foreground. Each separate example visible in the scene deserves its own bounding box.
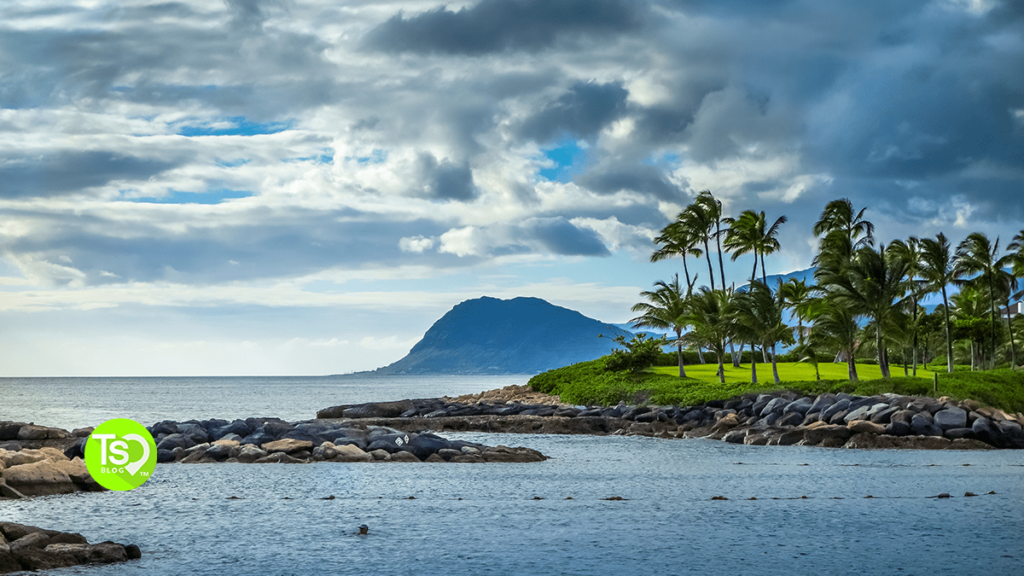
[0,522,140,574]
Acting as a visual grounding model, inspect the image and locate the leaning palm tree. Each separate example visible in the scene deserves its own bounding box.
[651,220,703,294]
[805,297,861,381]
[695,190,728,291]
[779,278,814,348]
[732,281,794,385]
[955,233,1013,369]
[684,288,733,384]
[822,244,912,378]
[919,233,960,373]
[630,274,694,378]
[677,202,718,291]
[724,210,788,285]
[889,238,926,375]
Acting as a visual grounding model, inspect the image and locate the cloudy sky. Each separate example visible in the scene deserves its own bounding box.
[1,0,1022,376]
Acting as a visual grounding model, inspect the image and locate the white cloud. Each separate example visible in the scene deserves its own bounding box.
[398,235,435,253]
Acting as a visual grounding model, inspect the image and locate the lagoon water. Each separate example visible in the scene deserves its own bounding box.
[2,375,1023,575]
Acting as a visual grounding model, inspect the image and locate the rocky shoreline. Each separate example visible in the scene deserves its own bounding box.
[317,386,1024,450]
[0,522,140,574]
[0,418,547,499]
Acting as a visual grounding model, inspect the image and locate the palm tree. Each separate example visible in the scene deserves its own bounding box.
[951,286,989,371]
[779,278,813,348]
[651,221,702,294]
[805,297,861,381]
[1005,229,1024,368]
[888,238,925,375]
[955,233,1013,369]
[919,233,960,373]
[724,210,788,286]
[820,244,912,378]
[674,203,716,291]
[630,274,693,378]
[684,288,733,383]
[812,198,874,251]
[695,190,728,292]
[732,281,793,385]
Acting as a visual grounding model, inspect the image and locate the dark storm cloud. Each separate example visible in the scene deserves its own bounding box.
[0,151,178,198]
[415,153,478,201]
[521,218,611,257]
[577,164,687,202]
[3,208,464,285]
[363,0,645,55]
[519,81,629,143]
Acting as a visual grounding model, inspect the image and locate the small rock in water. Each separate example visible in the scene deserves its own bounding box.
[964,492,977,497]
[936,493,951,499]
[711,495,728,500]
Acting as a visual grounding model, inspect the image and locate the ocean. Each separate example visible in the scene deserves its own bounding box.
[2,375,1023,575]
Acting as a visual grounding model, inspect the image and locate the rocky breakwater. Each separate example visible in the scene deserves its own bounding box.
[142,418,546,464]
[316,390,1024,450]
[673,392,1022,449]
[0,423,100,499]
[0,522,140,574]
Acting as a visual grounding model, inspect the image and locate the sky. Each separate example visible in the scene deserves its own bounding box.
[1,0,1022,376]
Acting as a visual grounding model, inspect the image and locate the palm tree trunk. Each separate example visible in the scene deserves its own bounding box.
[697,347,706,364]
[675,328,686,378]
[717,352,725,384]
[970,340,975,371]
[876,322,889,378]
[942,285,953,373]
[771,344,780,385]
[912,296,918,376]
[847,351,859,381]
[750,345,757,384]
[760,251,767,285]
[716,219,726,291]
[989,275,998,370]
[1006,295,1017,369]
[703,239,715,291]
[682,257,692,295]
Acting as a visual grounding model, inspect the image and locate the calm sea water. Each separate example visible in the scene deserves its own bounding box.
[2,376,1023,575]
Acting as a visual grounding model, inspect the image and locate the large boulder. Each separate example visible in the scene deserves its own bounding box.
[807,394,837,415]
[261,439,313,454]
[803,424,853,446]
[404,433,452,460]
[911,413,943,437]
[821,399,851,422]
[1,460,77,496]
[934,407,967,431]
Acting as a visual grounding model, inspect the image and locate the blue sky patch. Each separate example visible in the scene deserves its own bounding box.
[127,189,253,205]
[176,117,292,137]
[539,139,586,182]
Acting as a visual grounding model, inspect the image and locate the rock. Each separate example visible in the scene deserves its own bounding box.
[843,405,874,423]
[370,449,390,461]
[156,433,190,452]
[319,400,414,419]
[760,398,790,417]
[15,426,51,441]
[437,448,462,461]
[235,444,266,463]
[711,413,741,432]
[771,429,806,446]
[870,406,899,425]
[783,398,813,415]
[331,444,373,462]
[10,532,50,551]
[0,480,26,499]
[971,416,998,446]
[388,450,420,462]
[367,433,412,454]
[911,413,943,437]
[253,452,305,464]
[0,423,28,442]
[1,460,77,497]
[885,421,912,437]
[776,412,804,427]
[722,429,747,444]
[807,394,837,415]
[156,449,176,463]
[71,427,94,438]
[802,425,852,446]
[261,439,313,454]
[405,433,452,459]
[943,428,976,440]
[847,420,886,435]
[742,433,770,446]
[176,423,210,446]
[934,407,968,431]
[890,410,915,425]
[482,446,545,462]
[1,449,48,468]
[424,453,446,463]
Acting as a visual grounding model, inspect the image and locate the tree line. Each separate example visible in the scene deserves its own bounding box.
[630,192,1024,384]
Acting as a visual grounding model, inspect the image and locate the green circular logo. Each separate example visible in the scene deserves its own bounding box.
[85,419,157,491]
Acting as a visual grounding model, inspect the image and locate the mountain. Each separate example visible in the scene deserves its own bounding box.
[373,296,633,375]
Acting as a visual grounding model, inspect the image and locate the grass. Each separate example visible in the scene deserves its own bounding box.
[529,358,1024,413]
[649,362,938,383]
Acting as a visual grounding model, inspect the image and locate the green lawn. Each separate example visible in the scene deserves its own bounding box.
[649,361,938,383]
[529,357,1024,412]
